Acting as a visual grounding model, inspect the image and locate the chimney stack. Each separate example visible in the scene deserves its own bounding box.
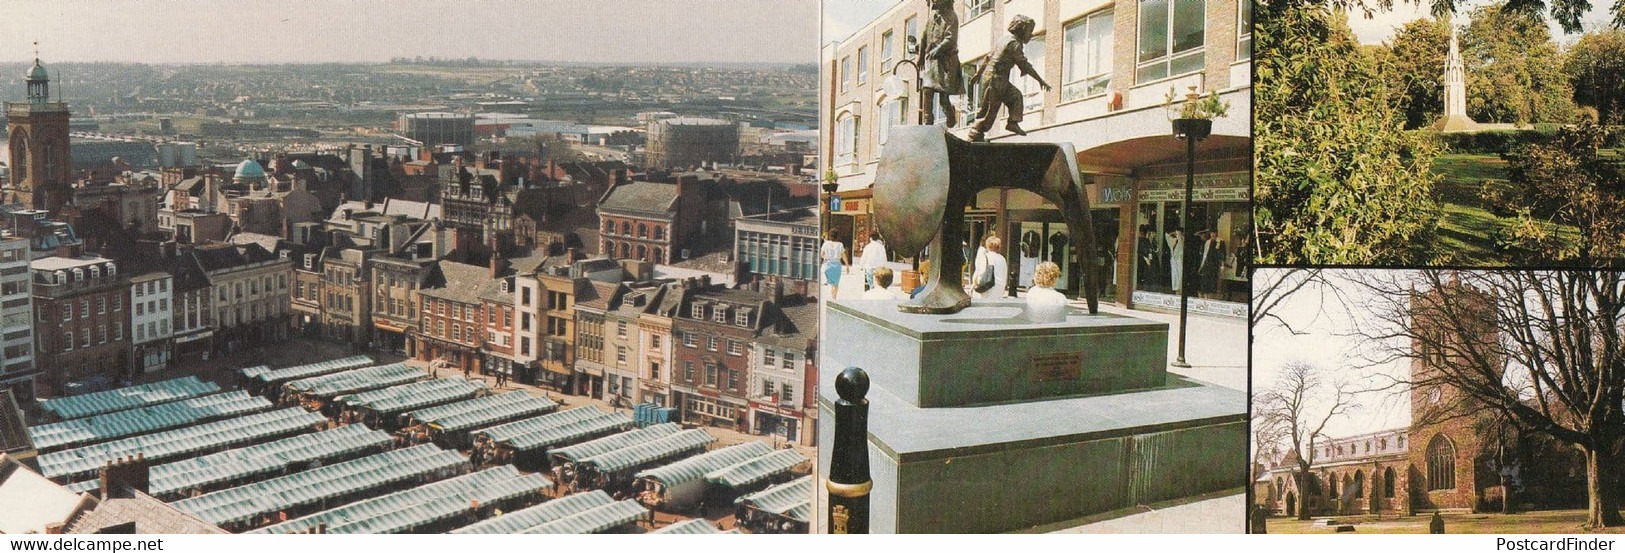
[489,253,501,279]
[99,454,151,499]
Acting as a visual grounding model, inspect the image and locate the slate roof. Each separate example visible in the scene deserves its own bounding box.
[598,181,678,216]
[420,261,495,304]
[189,242,277,274]
[63,492,227,534]
[0,390,35,455]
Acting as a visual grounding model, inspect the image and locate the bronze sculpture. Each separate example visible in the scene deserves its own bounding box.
[873,125,1098,315]
[917,0,963,127]
[969,15,1049,142]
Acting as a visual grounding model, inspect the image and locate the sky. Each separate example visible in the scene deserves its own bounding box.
[0,0,819,65]
[1252,269,1414,440]
[1346,0,1616,44]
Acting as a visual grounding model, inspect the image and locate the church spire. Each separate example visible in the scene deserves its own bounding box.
[1433,21,1478,131]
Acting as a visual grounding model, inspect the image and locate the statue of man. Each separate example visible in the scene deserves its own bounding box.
[969,15,1050,142]
[918,0,963,126]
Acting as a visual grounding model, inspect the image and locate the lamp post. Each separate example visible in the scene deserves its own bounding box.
[1169,106,1212,369]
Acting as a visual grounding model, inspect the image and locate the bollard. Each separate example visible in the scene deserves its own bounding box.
[826,367,871,534]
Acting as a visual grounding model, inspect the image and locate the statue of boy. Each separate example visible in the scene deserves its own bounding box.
[918,0,964,126]
[969,15,1050,142]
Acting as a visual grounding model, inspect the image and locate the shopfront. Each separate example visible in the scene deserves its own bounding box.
[1126,172,1251,318]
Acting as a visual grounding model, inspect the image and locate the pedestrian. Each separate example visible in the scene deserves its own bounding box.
[858,232,888,291]
[821,230,849,299]
[971,235,1009,299]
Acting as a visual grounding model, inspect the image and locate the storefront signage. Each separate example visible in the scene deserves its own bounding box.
[1140,187,1250,202]
[1098,186,1132,205]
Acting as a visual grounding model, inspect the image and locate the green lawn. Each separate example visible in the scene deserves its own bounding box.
[1265,510,1625,534]
[1429,153,1581,265]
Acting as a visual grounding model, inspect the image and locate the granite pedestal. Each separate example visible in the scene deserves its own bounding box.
[817,299,1247,533]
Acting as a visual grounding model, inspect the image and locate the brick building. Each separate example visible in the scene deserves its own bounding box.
[596,175,727,265]
[670,279,766,431]
[415,260,496,375]
[31,251,129,395]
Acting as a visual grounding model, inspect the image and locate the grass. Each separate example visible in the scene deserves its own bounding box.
[1266,509,1625,534]
[1428,153,1581,265]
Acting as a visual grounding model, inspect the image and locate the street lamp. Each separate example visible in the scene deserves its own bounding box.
[1169,92,1213,369]
[886,36,925,125]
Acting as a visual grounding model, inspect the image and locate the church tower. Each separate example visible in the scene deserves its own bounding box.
[1406,278,1495,511]
[6,48,72,213]
[1433,24,1479,131]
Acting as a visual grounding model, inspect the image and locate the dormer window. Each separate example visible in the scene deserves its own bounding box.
[105,263,116,276]
[735,311,750,326]
[712,306,729,323]
[304,254,315,269]
[73,268,84,282]
[89,266,100,279]
[691,303,705,319]
[54,270,66,284]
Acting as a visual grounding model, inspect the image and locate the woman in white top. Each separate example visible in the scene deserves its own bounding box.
[820,230,849,299]
[1166,227,1185,293]
[971,235,1009,299]
[1025,261,1069,322]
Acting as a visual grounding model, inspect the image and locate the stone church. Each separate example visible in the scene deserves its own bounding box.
[1254,284,1584,516]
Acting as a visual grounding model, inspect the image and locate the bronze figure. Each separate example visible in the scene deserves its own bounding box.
[969,15,1049,142]
[873,125,1098,315]
[918,0,963,127]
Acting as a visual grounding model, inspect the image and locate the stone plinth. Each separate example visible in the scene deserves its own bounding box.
[826,299,1168,408]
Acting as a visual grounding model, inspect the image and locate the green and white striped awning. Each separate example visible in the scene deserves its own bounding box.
[550,423,681,464]
[635,440,775,487]
[244,356,374,384]
[254,465,552,534]
[521,499,647,534]
[38,407,326,479]
[580,428,716,474]
[39,376,219,420]
[30,391,273,451]
[449,490,614,534]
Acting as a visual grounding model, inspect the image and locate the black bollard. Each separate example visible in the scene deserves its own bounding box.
[827,367,871,534]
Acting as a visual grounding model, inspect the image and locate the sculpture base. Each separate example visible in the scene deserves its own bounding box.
[827,299,1168,408]
[816,372,1247,534]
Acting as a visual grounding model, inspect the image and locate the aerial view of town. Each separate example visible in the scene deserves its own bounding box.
[0,1,819,535]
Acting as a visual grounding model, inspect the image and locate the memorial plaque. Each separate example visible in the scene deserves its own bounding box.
[1031,351,1082,382]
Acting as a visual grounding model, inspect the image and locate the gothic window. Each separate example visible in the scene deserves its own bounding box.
[1353,470,1365,499]
[11,134,27,181]
[621,221,631,235]
[1427,434,1456,491]
[638,224,648,238]
[1383,467,1396,498]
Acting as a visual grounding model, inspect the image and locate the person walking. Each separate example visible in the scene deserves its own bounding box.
[858,232,889,291]
[971,235,1009,299]
[820,230,849,299]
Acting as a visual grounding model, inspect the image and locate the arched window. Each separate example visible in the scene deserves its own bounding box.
[605,241,616,258]
[1353,470,1365,499]
[1383,467,1396,498]
[636,245,647,260]
[1328,475,1337,497]
[1427,435,1456,491]
[11,134,28,181]
[638,224,648,238]
[604,220,615,234]
[653,247,664,264]
[654,226,665,240]
[621,221,631,235]
[620,243,630,258]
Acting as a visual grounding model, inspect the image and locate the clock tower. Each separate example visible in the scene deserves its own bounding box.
[7,49,72,213]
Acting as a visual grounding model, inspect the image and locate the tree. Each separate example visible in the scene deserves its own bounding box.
[1462,6,1577,125]
[1347,270,1625,527]
[1255,360,1359,520]
[1379,18,1451,130]
[1483,122,1625,263]
[1254,4,1442,264]
[1565,30,1625,125]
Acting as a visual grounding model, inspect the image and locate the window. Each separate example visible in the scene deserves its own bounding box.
[685,360,695,381]
[80,329,90,347]
[692,304,705,319]
[683,332,697,347]
[1063,11,1115,101]
[1353,471,1365,499]
[1427,435,1456,491]
[63,332,72,351]
[616,346,628,364]
[1237,0,1252,61]
[1383,467,1397,498]
[136,303,144,316]
[650,334,661,350]
[707,336,718,351]
[783,352,795,370]
[637,224,648,238]
[649,362,660,380]
[763,381,776,398]
[604,220,615,234]
[857,46,868,83]
[80,300,89,319]
[727,340,742,356]
[782,384,794,403]
[99,325,107,344]
[879,96,908,144]
[705,363,718,386]
[616,321,627,337]
[1021,35,1047,97]
[621,221,631,235]
[881,30,895,72]
[966,0,993,19]
[1137,0,1206,83]
[726,367,738,389]
[521,336,532,356]
[713,307,728,323]
[734,310,750,326]
[113,323,121,341]
[764,349,776,366]
[840,57,851,92]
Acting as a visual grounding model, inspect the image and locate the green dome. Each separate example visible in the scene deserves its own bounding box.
[26,62,47,81]
[234,159,266,179]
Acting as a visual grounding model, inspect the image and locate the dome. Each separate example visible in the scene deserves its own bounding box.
[234,159,266,179]
[26,61,47,81]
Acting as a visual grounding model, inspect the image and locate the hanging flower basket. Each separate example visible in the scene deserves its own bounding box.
[1172,118,1212,140]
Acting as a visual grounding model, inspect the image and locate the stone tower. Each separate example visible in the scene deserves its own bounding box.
[6,50,72,213]
[1433,25,1479,131]
[1406,278,1494,511]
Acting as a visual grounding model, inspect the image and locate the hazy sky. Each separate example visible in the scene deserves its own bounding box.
[1346,0,1614,44]
[0,0,818,64]
[1253,269,1412,439]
